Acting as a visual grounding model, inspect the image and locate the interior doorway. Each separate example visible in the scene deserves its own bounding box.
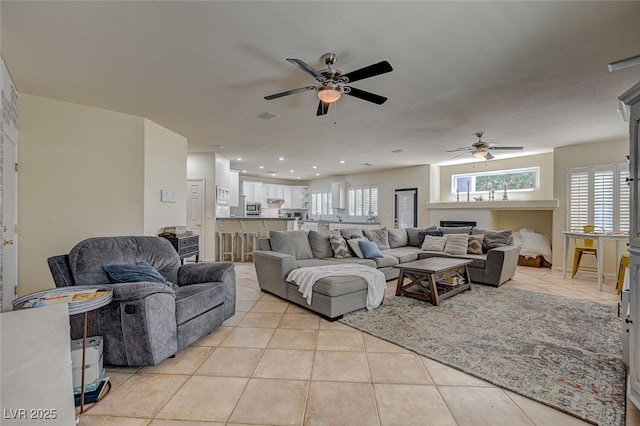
[2,133,18,311]
[395,188,418,229]
[186,179,206,260]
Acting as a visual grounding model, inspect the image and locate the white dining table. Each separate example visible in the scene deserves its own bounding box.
[562,231,629,291]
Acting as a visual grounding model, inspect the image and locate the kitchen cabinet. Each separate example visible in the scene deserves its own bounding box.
[242,181,263,204]
[283,185,293,207]
[332,182,346,209]
[229,171,239,207]
[290,186,309,209]
[619,81,640,410]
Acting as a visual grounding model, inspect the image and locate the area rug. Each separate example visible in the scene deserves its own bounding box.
[339,285,625,425]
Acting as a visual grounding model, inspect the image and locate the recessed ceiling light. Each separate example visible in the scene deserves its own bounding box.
[312,166,317,169]
[340,160,346,164]
[237,158,242,161]
[259,112,280,121]
[259,166,264,169]
[290,169,294,173]
[271,173,276,176]
[315,173,320,176]
[242,170,247,173]
[297,176,301,179]
[279,157,284,161]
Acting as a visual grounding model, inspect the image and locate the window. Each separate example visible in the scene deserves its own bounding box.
[311,191,332,215]
[348,186,379,217]
[452,167,539,194]
[567,163,629,232]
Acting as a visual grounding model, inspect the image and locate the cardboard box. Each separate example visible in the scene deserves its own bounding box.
[71,336,103,388]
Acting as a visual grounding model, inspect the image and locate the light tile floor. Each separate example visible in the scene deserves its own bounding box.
[80,264,640,425]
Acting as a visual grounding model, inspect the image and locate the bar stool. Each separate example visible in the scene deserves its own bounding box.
[617,253,630,294]
[239,231,260,262]
[218,231,237,262]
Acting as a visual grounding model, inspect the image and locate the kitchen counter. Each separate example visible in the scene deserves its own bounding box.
[303,220,380,225]
[218,217,298,220]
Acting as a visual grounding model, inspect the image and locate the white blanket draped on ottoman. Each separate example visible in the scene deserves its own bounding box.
[286,264,386,310]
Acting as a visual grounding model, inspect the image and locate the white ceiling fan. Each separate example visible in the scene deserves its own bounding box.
[447,133,524,160]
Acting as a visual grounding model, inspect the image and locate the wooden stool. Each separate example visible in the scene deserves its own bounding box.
[218,231,237,262]
[617,253,630,294]
[239,231,260,262]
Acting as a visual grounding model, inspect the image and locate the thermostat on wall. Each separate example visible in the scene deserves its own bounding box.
[161,190,176,203]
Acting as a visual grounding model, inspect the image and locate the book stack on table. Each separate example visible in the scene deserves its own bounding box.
[74,377,110,406]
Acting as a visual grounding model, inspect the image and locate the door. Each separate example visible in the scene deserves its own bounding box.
[187,179,205,259]
[395,188,418,229]
[2,133,18,311]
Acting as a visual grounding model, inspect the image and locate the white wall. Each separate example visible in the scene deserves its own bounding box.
[308,165,431,228]
[552,138,629,271]
[187,153,216,261]
[143,119,187,236]
[18,95,187,294]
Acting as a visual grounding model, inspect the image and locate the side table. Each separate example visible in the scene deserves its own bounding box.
[13,286,113,413]
[161,234,200,264]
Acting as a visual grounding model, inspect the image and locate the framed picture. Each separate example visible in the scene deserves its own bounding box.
[216,186,230,205]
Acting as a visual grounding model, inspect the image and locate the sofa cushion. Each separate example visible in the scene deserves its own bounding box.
[386,227,408,248]
[301,275,369,297]
[174,282,225,325]
[444,234,469,255]
[382,248,420,263]
[270,230,313,260]
[347,237,369,258]
[324,257,377,268]
[329,231,352,258]
[421,236,447,251]
[339,228,364,238]
[468,234,484,254]
[295,258,341,268]
[406,226,437,246]
[359,240,384,259]
[438,226,473,235]
[477,229,513,251]
[374,253,399,268]
[103,262,172,286]
[418,230,444,247]
[363,228,390,250]
[308,230,334,258]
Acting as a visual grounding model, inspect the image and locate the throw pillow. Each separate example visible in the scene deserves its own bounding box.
[418,230,444,247]
[363,228,390,250]
[421,235,447,251]
[386,227,408,248]
[347,237,369,258]
[438,226,473,235]
[467,234,484,255]
[339,228,364,238]
[482,229,513,251]
[269,230,313,259]
[406,226,437,247]
[329,231,352,258]
[308,230,334,258]
[444,234,469,255]
[358,240,384,259]
[103,262,169,285]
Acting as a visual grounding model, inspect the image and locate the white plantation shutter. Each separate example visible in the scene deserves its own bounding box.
[568,163,628,232]
[347,186,379,218]
[593,168,614,231]
[569,169,589,230]
[348,189,356,216]
[619,167,630,232]
[371,187,379,215]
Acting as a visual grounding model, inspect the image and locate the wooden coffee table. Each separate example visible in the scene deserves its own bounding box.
[394,258,472,306]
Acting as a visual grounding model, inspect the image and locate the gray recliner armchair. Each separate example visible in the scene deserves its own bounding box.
[47,236,235,366]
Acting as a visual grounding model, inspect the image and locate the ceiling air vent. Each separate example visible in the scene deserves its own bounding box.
[391,149,405,153]
[259,112,280,121]
[360,163,374,167]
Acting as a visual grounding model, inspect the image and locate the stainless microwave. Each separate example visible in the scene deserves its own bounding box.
[246,203,261,216]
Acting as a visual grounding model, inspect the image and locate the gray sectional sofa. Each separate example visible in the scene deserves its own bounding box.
[253,226,519,319]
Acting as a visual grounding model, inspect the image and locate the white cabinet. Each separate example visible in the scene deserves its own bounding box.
[290,186,309,209]
[242,181,263,204]
[332,182,346,209]
[229,171,239,207]
[283,185,293,207]
[619,81,640,410]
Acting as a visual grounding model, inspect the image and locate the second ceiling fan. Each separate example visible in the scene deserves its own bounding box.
[447,133,524,160]
[264,53,393,116]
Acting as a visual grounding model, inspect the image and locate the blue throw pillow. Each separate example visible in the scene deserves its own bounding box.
[103,262,169,285]
[358,240,384,259]
[418,230,444,247]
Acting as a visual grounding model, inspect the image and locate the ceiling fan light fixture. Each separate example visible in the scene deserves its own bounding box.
[472,150,488,158]
[317,86,342,103]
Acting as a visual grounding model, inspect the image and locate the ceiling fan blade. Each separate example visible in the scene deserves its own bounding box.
[446,147,472,153]
[448,152,469,160]
[264,86,316,100]
[316,101,329,116]
[342,61,393,83]
[489,146,524,151]
[485,152,495,160]
[286,58,325,80]
[345,87,387,105]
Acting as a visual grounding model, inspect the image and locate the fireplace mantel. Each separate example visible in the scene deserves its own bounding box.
[425,200,559,211]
